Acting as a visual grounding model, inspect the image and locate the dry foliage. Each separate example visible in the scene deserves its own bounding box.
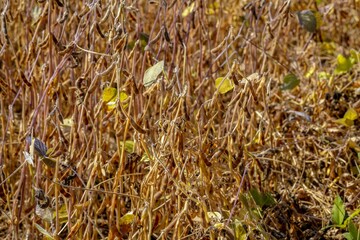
[0,0,359,239]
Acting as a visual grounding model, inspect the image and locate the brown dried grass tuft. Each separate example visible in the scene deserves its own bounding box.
[0,0,359,239]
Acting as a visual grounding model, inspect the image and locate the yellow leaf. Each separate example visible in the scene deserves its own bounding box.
[335,54,353,74]
[233,219,247,240]
[206,1,220,15]
[106,91,129,110]
[102,87,117,103]
[182,2,195,17]
[102,87,129,111]
[344,108,358,121]
[214,222,224,230]
[318,71,331,80]
[119,212,136,225]
[53,204,68,225]
[215,77,234,94]
[305,65,316,78]
[334,118,354,127]
[120,140,135,153]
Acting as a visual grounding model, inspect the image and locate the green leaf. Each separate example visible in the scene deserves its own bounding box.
[143,60,164,87]
[335,54,353,74]
[348,221,360,240]
[120,140,135,153]
[215,77,234,94]
[233,219,247,240]
[344,232,354,240]
[332,195,346,225]
[281,73,300,90]
[250,188,275,208]
[297,10,317,33]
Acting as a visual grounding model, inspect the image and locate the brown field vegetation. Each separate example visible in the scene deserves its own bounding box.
[0,0,359,239]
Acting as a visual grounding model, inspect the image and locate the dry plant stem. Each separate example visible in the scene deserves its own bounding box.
[226,161,251,227]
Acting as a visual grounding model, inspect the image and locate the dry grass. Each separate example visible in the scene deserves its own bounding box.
[0,0,359,239]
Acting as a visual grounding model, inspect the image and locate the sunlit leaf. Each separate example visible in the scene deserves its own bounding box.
[106,92,129,110]
[332,195,346,225]
[102,87,129,110]
[335,54,353,74]
[143,60,164,87]
[215,77,234,94]
[297,10,317,33]
[102,87,117,103]
[23,151,34,166]
[335,108,358,127]
[344,108,358,121]
[207,211,222,221]
[119,212,136,225]
[182,2,195,17]
[281,73,300,90]
[214,222,225,230]
[35,223,54,240]
[305,65,316,78]
[334,118,354,127]
[233,219,247,240]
